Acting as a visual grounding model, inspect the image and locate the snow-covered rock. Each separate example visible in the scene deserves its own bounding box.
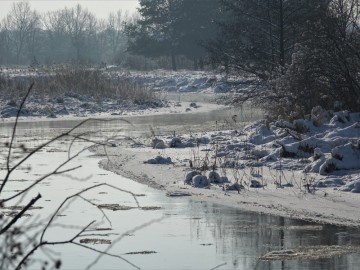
[192,175,209,188]
[208,171,222,183]
[151,138,166,149]
[169,137,182,148]
[144,156,172,164]
[185,171,201,185]
[250,179,263,188]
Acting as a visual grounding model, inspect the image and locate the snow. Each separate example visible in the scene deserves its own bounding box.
[0,69,254,120]
[141,106,359,199]
[120,70,248,94]
[340,179,360,193]
[94,103,360,227]
[2,67,360,227]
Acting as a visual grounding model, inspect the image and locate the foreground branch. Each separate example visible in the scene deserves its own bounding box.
[0,193,41,235]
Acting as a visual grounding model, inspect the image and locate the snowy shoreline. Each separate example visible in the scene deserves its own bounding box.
[94,138,360,228]
[92,107,360,228]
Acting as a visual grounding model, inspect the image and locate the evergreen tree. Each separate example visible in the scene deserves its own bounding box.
[175,0,221,69]
[126,0,182,70]
[126,0,222,70]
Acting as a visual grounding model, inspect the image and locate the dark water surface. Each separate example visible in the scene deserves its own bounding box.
[1,107,360,270]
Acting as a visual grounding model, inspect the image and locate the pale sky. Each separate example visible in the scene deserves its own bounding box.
[0,0,140,20]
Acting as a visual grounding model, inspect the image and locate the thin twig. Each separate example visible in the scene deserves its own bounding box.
[0,193,41,235]
[85,216,165,270]
[209,262,227,270]
[6,82,34,173]
[40,183,140,243]
[73,242,140,270]
[15,221,95,270]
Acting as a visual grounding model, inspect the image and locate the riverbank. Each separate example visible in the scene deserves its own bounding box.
[2,67,359,228]
[93,119,360,228]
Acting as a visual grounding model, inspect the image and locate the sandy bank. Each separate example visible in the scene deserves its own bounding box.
[94,138,360,228]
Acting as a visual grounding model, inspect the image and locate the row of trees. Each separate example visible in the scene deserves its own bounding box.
[127,0,360,114]
[0,2,129,65]
[0,1,224,70]
[1,0,359,114]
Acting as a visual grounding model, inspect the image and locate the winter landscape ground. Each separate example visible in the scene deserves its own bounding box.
[2,68,359,229]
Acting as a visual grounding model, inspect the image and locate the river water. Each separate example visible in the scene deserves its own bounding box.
[1,107,360,270]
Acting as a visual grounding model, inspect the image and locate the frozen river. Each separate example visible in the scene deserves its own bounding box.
[1,107,360,270]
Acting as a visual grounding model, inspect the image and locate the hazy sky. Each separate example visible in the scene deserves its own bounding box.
[0,0,140,20]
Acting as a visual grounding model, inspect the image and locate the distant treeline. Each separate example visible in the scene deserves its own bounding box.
[0,1,221,70]
[0,2,132,66]
[1,0,359,115]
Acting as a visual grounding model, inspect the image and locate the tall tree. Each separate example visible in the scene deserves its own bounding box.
[126,0,222,70]
[2,2,41,63]
[127,0,182,70]
[63,4,97,61]
[176,0,221,69]
[105,10,129,62]
[43,9,71,62]
[208,0,329,79]
[314,0,360,110]
[269,0,360,115]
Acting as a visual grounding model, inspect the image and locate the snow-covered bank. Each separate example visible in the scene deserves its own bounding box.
[0,69,250,120]
[111,69,257,94]
[3,68,359,227]
[0,97,225,124]
[94,107,360,228]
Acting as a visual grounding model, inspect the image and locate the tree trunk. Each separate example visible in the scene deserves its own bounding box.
[171,49,177,71]
[77,46,81,62]
[279,0,285,67]
[193,58,198,70]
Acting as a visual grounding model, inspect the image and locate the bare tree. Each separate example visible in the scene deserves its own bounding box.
[106,10,129,62]
[63,4,97,62]
[43,9,71,63]
[2,1,41,63]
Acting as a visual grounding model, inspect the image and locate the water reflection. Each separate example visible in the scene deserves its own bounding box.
[186,201,360,270]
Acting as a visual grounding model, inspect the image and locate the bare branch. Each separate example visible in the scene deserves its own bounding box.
[73,242,140,270]
[0,193,41,235]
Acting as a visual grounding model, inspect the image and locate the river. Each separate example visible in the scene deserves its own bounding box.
[1,105,360,270]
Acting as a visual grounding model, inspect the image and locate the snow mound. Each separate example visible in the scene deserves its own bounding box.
[339,180,360,193]
[208,171,226,184]
[167,107,360,192]
[185,171,201,185]
[184,171,210,188]
[315,178,345,188]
